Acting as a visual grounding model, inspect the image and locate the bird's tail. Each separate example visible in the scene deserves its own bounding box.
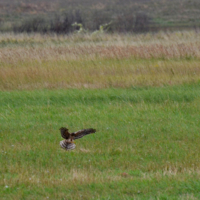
[60,140,76,150]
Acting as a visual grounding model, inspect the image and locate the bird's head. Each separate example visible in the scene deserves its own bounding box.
[59,127,68,132]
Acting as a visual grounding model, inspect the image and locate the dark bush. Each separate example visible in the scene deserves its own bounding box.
[50,10,83,33]
[134,13,150,32]
[14,10,84,34]
[14,17,48,33]
[12,9,152,34]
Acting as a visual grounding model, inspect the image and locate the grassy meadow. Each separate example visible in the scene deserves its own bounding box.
[1,31,200,199]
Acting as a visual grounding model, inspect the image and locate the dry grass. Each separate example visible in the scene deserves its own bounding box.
[0,58,199,89]
[0,31,200,91]
[2,166,200,188]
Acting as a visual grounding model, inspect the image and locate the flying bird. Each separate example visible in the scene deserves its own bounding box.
[59,127,96,150]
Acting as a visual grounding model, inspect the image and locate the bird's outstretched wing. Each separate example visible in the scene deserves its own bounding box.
[72,128,96,140]
[60,127,70,139]
[60,140,76,150]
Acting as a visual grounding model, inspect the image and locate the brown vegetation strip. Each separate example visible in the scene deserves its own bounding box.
[0,43,200,62]
[0,32,200,90]
[1,59,200,90]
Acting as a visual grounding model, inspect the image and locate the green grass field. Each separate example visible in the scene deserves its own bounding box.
[1,86,200,199]
[1,32,200,199]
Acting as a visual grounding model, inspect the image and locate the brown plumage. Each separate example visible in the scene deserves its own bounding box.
[59,127,96,150]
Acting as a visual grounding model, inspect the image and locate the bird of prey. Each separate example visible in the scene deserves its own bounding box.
[59,127,96,150]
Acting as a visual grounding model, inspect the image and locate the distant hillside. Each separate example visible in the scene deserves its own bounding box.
[0,0,200,32]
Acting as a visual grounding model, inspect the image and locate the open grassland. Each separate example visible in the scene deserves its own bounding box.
[1,31,200,199]
[0,31,200,90]
[1,85,200,199]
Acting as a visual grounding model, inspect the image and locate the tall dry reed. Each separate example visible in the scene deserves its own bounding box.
[0,31,200,90]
